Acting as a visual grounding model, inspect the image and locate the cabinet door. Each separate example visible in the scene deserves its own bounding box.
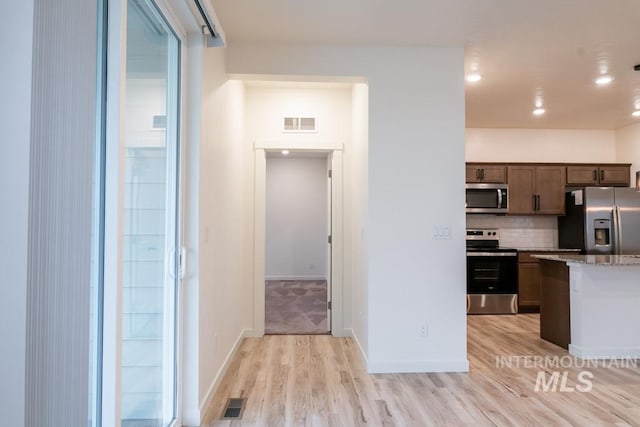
[599,166,630,187]
[536,166,566,214]
[566,166,599,186]
[466,164,506,183]
[465,165,482,183]
[518,262,540,310]
[507,166,536,214]
[480,165,506,183]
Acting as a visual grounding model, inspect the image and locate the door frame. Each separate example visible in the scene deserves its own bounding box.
[252,140,345,337]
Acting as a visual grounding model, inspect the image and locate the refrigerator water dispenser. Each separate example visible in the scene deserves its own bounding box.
[593,219,611,246]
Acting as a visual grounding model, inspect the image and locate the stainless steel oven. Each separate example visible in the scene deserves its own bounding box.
[466,229,518,314]
[466,183,508,214]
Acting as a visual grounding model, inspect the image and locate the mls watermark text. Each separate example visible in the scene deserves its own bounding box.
[495,355,638,393]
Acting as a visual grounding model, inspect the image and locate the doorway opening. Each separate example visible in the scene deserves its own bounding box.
[264,152,331,334]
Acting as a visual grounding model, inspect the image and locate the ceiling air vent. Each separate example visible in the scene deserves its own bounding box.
[283,116,317,133]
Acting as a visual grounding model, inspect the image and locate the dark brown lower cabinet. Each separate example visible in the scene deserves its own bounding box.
[518,252,541,312]
[538,259,570,349]
[518,251,579,313]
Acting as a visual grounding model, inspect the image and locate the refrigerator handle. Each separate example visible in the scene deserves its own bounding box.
[614,206,623,254]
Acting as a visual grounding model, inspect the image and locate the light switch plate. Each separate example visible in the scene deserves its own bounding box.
[432,225,452,239]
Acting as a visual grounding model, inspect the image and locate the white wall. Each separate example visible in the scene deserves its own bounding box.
[244,84,353,143]
[228,44,468,373]
[196,45,251,422]
[466,128,616,162]
[0,2,33,425]
[615,122,640,184]
[348,83,369,355]
[266,157,328,280]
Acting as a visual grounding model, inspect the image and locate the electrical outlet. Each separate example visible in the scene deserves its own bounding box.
[419,322,428,338]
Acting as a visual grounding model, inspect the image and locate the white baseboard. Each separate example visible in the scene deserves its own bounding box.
[265,275,327,281]
[367,358,470,374]
[569,344,640,359]
[198,328,250,424]
[346,328,368,366]
[330,328,349,338]
[243,328,262,338]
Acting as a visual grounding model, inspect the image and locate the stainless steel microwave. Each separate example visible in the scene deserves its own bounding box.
[466,183,508,214]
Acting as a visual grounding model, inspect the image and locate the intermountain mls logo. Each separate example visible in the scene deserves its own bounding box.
[496,355,639,393]
[534,370,593,393]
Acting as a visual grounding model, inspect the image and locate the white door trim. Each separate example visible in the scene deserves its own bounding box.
[252,143,346,337]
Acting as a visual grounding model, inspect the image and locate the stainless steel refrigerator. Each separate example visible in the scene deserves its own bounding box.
[559,187,640,254]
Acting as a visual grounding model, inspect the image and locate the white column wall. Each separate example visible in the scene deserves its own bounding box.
[349,83,369,355]
[192,45,252,423]
[227,44,468,372]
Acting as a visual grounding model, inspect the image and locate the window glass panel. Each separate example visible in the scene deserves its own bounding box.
[121,0,180,425]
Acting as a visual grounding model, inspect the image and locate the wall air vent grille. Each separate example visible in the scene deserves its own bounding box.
[283,116,317,133]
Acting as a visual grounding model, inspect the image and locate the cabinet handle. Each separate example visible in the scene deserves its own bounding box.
[480,168,485,180]
[533,195,537,211]
[600,170,605,182]
[593,170,598,181]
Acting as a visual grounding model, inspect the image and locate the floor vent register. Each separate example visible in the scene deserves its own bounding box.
[221,397,246,419]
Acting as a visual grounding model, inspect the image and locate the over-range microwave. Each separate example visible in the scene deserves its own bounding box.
[466,183,508,214]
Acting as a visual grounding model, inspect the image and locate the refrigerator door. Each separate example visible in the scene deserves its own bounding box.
[584,187,615,254]
[613,188,640,254]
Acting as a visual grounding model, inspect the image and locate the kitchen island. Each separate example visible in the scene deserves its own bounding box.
[534,254,640,359]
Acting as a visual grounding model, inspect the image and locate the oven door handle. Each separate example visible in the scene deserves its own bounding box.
[466,252,517,257]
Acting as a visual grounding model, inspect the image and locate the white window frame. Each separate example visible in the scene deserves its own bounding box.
[101,0,190,425]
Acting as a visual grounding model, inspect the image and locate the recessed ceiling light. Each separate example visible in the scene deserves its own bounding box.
[465,73,482,83]
[632,110,640,117]
[533,108,546,116]
[281,150,290,156]
[595,75,614,85]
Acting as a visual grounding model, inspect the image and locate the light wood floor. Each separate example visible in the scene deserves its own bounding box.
[203,314,640,426]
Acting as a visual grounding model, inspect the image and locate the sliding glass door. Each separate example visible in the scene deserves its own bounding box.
[120,0,180,425]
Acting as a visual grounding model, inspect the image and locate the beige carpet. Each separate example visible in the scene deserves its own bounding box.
[265,280,328,334]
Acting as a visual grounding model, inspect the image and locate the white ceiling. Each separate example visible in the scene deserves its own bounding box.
[211,0,640,130]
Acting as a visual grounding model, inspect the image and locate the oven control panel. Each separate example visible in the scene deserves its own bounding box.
[466,228,499,240]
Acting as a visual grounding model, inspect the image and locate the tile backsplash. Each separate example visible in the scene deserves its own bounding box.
[466,215,558,249]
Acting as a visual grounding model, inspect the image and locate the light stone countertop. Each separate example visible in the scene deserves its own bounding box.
[532,254,640,266]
